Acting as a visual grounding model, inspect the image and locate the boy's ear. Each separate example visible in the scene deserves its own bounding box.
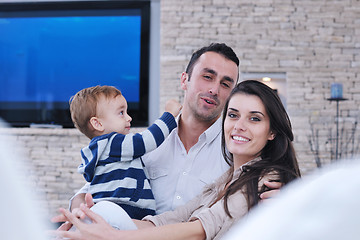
[89,117,104,132]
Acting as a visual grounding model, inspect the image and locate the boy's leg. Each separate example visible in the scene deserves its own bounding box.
[91,201,137,230]
[69,201,137,231]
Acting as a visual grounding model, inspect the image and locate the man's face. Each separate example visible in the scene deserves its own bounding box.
[182,51,238,122]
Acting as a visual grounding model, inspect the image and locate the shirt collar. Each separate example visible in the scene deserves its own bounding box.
[201,117,222,144]
[175,114,222,144]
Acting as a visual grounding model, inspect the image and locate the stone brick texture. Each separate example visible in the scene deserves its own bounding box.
[159,0,360,172]
[1,0,359,219]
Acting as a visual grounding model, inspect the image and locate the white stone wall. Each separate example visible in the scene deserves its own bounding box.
[1,0,359,219]
[159,0,360,171]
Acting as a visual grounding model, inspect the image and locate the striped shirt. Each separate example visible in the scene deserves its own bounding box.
[78,112,177,219]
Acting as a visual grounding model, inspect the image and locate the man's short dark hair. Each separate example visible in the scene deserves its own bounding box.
[185,43,239,78]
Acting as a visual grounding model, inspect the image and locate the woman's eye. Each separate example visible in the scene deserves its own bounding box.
[119,111,124,116]
[250,116,260,121]
[228,113,237,118]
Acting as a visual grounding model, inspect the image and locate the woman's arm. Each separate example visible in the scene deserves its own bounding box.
[53,205,206,240]
[132,219,155,229]
[129,221,205,240]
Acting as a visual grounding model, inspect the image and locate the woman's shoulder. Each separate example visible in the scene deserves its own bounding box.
[201,168,233,197]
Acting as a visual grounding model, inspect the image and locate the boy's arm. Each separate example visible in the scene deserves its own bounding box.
[113,112,178,160]
[110,99,181,160]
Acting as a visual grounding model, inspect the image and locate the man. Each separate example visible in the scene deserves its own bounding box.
[143,43,239,213]
[69,43,280,216]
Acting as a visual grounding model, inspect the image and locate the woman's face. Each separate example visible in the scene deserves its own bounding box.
[224,93,274,165]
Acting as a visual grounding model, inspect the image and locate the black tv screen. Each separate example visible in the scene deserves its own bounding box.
[0,1,150,127]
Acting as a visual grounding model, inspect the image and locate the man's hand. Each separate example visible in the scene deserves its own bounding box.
[259,181,283,201]
[50,205,119,240]
[51,193,95,230]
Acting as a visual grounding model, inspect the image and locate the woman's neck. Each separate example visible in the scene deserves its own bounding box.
[233,155,259,172]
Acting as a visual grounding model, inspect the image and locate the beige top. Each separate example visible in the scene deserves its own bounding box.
[143,158,280,240]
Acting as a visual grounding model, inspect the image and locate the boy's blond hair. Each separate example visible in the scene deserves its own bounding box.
[69,85,122,139]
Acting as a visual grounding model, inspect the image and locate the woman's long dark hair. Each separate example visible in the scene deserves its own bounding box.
[220,80,301,217]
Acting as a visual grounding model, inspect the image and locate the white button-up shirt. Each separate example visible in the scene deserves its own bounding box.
[143,117,230,214]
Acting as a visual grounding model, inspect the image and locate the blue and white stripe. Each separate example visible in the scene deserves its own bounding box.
[77,112,176,219]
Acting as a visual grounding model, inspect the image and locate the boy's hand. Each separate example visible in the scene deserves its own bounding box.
[165,99,182,117]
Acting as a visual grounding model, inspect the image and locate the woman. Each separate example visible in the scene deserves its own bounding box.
[54,80,301,240]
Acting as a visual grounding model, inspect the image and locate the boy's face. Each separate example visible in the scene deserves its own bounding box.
[96,95,132,135]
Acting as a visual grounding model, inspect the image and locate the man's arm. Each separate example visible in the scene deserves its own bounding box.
[52,192,95,230]
[70,193,86,211]
[51,184,91,227]
[259,181,282,200]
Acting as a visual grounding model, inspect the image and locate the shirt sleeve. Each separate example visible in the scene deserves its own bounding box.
[193,171,281,240]
[192,190,248,240]
[142,193,203,226]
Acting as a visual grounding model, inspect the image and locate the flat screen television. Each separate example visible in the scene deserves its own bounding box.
[0,0,150,127]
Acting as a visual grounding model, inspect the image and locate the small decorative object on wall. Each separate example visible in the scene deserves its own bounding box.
[327,83,348,161]
[308,83,359,167]
[330,83,343,99]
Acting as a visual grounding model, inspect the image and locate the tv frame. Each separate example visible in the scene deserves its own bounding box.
[0,0,151,128]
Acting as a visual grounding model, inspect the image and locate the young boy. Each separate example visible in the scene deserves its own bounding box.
[69,85,181,220]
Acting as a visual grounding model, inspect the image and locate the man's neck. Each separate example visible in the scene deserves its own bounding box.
[177,112,219,153]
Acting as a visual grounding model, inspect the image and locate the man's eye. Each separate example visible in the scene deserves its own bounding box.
[222,82,230,88]
[120,111,124,116]
[204,75,212,80]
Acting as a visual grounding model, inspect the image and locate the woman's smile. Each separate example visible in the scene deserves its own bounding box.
[231,134,250,143]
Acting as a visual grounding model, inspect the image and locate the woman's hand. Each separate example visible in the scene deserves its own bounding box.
[51,204,120,240]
